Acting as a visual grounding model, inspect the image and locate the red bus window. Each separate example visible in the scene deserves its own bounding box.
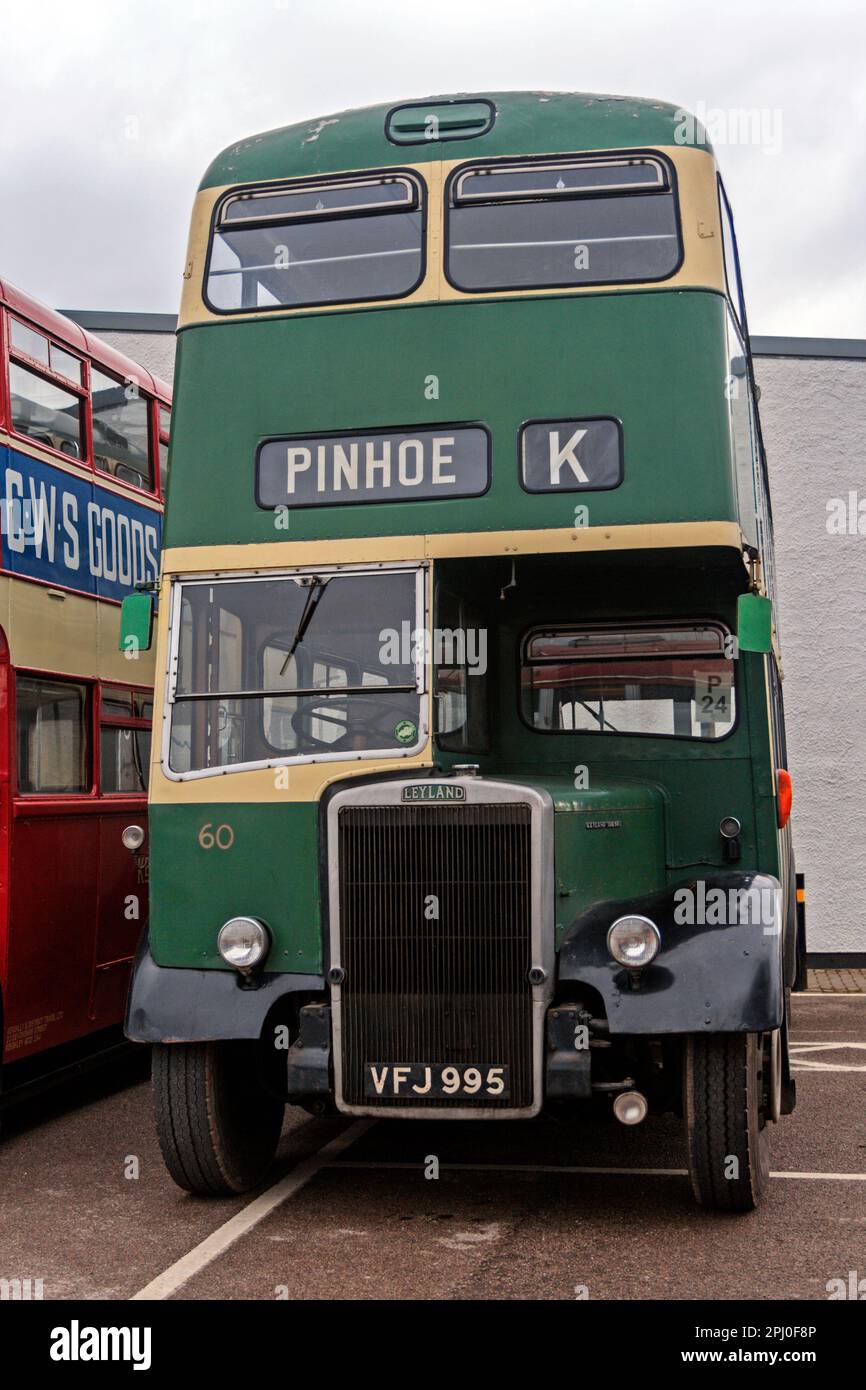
[91,368,153,491]
[158,404,171,495]
[8,319,82,382]
[9,361,84,459]
[100,685,152,794]
[16,676,90,794]
[101,685,134,717]
[100,725,151,794]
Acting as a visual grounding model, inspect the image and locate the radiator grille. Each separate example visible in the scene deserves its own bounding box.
[337,802,534,1110]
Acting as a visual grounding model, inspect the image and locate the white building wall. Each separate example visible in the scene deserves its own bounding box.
[66,315,866,955]
[754,353,866,954]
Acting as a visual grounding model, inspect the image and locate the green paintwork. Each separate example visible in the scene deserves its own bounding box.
[200,91,711,190]
[550,780,666,947]
[149,803,321,972]
[166,290,737,549]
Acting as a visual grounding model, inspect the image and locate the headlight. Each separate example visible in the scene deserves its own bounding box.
[607,914,660,968]
[121,824,145,851]
[217,917,270,974]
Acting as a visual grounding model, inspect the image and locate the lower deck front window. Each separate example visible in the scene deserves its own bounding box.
[166,566,425,775]
[522,623,735,739]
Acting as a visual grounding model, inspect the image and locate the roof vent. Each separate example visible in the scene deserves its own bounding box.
[385,98,495,146]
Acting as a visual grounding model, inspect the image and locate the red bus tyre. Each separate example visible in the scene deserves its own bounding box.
[683,1032,771,1212]
[152,1041,284,1196]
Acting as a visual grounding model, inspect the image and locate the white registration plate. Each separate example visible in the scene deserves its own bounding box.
[364,1062,510,1099]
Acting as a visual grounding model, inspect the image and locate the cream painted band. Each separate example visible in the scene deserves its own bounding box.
[0,572,157,683]
[179,145,725,329]
[160,520,744,578]
[149,520,745,806]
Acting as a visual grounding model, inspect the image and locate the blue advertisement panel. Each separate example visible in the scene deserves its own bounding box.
[0,445,161,602]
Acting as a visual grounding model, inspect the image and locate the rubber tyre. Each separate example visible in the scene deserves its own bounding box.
[153,1041,284,1196]
[683,1032,770,1212]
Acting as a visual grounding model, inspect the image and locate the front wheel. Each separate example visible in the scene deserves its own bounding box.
[153,1041,284,1196]
[683,1032,771,1211]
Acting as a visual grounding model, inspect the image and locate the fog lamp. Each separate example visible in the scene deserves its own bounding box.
[613,1091,649,1125]
[607,915,660,968]
[217,917,270,974]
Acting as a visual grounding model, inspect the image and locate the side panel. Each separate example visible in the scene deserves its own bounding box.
[149,802,322,973]
[4,807,99,1059]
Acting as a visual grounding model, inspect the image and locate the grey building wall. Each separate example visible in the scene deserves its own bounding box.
[62,311,177,386]
[64,312,866,955]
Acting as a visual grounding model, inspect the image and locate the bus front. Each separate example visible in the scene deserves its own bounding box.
[128,93,798,1210]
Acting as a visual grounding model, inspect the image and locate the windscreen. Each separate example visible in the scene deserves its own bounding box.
[167,568,425,774]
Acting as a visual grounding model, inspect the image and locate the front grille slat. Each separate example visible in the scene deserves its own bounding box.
[338,802,534,1110]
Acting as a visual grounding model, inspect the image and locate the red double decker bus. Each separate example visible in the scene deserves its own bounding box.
[0,279,169,1097]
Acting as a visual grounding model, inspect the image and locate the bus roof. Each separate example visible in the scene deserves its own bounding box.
[199,90,711,191]
[0,276,172,401]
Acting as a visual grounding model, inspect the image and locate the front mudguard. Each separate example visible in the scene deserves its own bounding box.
[558,872,783,1035]
[124,928,324,1043]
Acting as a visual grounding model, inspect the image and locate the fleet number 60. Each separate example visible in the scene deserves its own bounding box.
[198,822,235,850]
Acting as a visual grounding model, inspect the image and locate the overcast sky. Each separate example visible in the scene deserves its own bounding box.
[1,0,863,336]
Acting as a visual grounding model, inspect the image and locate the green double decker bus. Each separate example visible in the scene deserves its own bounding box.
[124,91,802,1211]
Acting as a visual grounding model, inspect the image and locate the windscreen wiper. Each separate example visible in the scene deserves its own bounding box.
[574,697,620,734]
[280,576,326,675]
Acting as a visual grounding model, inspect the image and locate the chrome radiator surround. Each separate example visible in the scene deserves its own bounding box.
[327,776,554,1119]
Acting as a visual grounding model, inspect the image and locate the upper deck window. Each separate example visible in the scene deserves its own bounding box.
[9,363,84,458]
[5,312,165,495]
[446,154,681,292]
[158,404,171,496]
[91,368,153,491]
[205,173,425,312]
[8,317,86,458]
[10,319,84,384]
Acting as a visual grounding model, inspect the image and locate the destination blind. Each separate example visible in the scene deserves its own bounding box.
[256,425,489,508]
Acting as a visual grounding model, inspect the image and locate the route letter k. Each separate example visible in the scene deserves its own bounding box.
[549,428,589,485]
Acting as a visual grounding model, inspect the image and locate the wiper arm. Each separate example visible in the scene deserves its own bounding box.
[574,697,620,734]
[280,576,326,675]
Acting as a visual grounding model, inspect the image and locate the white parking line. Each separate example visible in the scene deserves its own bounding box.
[329,1161,866,1181]
[790,1041,866,1072]
[791,1063,866,1071]
[130,1120,373,1302]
